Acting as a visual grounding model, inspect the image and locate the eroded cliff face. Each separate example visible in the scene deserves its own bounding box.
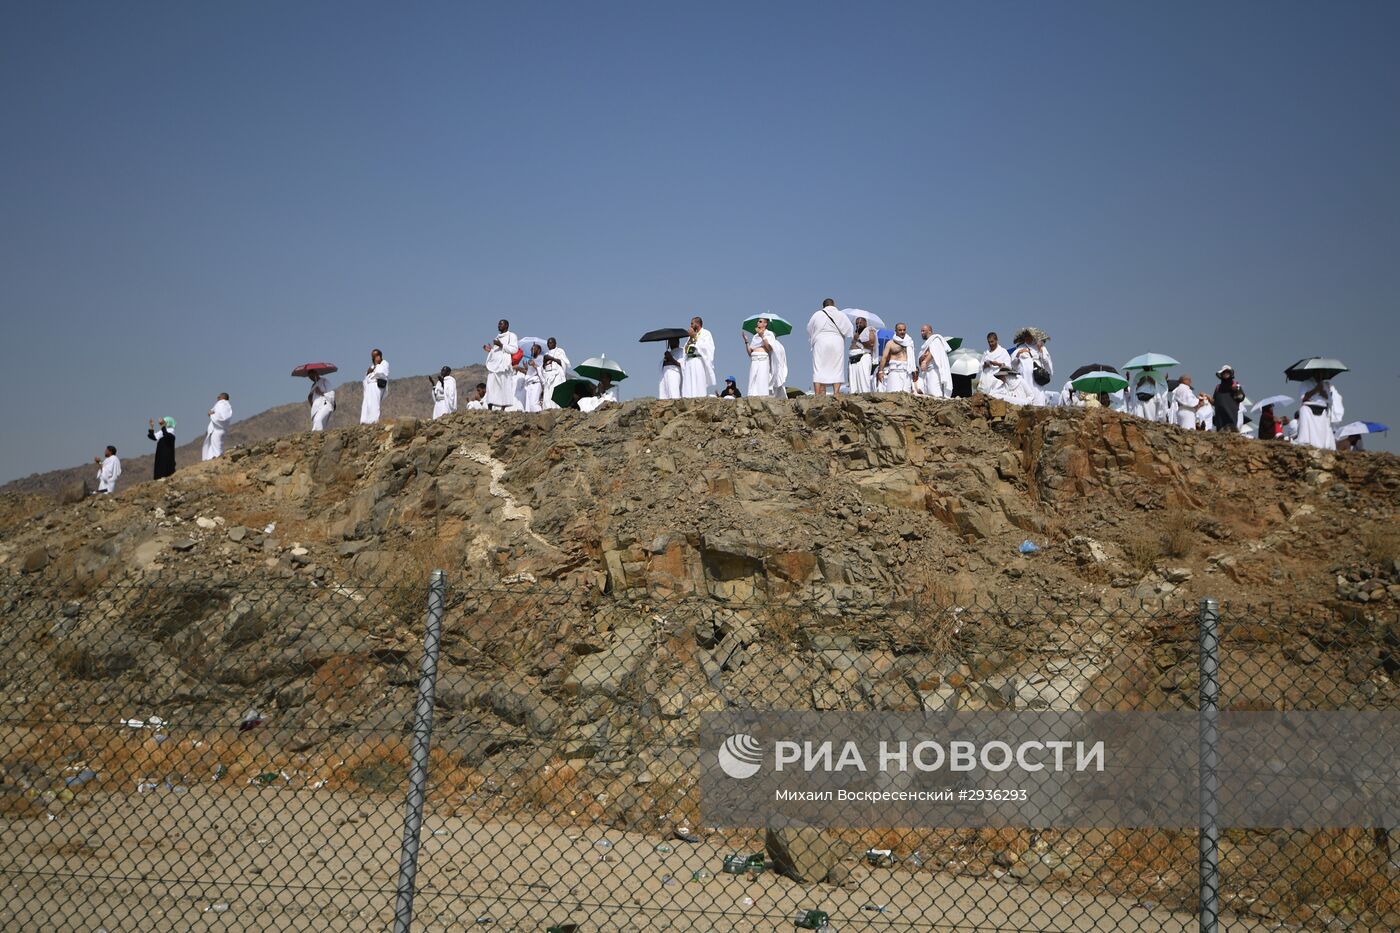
[2,393,1397,608]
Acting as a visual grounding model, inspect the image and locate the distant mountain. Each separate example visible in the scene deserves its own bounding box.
[0,366,487,500]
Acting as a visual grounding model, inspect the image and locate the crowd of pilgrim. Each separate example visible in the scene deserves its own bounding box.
[88,301,1364,494]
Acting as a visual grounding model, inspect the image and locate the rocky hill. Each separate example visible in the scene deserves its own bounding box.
[0,365,486,501]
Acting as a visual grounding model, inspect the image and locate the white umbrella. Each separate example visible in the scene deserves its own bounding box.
[842,309,886,331]
[1249,395,1295,414]
[516,337,548,354]
[1336,421,1388,438]
[949,350,982,377]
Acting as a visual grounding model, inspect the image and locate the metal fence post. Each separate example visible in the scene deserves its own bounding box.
[1198,598,1221,933]
[392,569,447,933]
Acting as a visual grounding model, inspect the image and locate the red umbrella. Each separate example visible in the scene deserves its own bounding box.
[291,362,338,377]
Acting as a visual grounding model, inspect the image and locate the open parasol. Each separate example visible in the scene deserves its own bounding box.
[1285,357,1348,382]
[639,328,690,343]
[741,313,793,337]
[842,309,886,331]
[516,337,548,355]
[574,356,628,382]
[1336,421,1388,438]
[291,363,338,378]
[949,349,982,377]
[550,371,596,409]
[1070,363,1119,380]
[1249,395,1295,413]
[1122,353,1180,372]
[1071,371,1130,394]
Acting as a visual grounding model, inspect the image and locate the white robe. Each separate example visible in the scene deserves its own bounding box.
[806,307,853,386]
[746,332,784,397]
[1295,383,1342,450]
[361,360,389,424]
[1010,346,1046,405]
[1197,401,1214,431]
[918,336,952,398]
[540,347,570,410]
[431,375,458,419]
[878,335,915,393]
[978,346,1012,392]
[1058,380,1080,407]
[1126,387,1167,422]
[1170,384,1199,430]
[578,385,618,413]
[203,399,232,460]
[485,331,519,408]
[659,347,684,399]
[990,374,1037,405]
[520,358,543,412]
[310,377,335,431]
[97,455,121,493]
[681,328,716,398]
[849,326,877,393]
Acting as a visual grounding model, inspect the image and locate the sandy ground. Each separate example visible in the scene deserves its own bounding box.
[0,786,1268,932]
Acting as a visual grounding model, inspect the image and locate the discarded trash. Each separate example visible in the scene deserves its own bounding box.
[905,850,924,868]
[691,868,713,883]
[545,925,579,933]
[251,771,283,786]
[740,896,755,907]
[203,903,230,914]
[474,916,494,924]
[864,847,894,868]
[137,782,158,794]
[238,708,263,732]
[861,904,889,913]
[594,839,612,849]
[213,764,228,780]
[1019,539,1040,554]
[263,523,276,534]
[794,909,830,929]
[653,842,673,854]
[64,769,98,788]
[673,825,702,844]
[661,874,677,887]
[723,852,767,876]
[431,829,451,838]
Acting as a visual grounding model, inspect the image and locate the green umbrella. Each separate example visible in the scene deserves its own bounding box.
[574,356,628,382]
[551,377,597,409]
[1071,371,1130,394]
[741,313,793,337]
[947,337,963,351]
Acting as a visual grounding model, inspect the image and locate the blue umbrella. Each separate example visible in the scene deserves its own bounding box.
[1123,352,1180,372]
[1336,421,1388,438]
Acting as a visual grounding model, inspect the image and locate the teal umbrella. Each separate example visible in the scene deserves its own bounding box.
[1123,352,1180,371]
[1071,371,1130,394]
[742,313,793,337]
[574,356,628,382]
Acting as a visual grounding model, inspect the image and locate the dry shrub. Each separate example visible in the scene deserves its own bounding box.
[1277,829,1400,918]
[1361,525,1400,566]
[1159,509,1199,559]
[210,473,251,496]
[1122,537,1163,575]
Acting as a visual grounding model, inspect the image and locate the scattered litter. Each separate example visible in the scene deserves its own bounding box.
[905,850,924,868]
[691,868,712,883]
[1019,540,1040,554]
[202,903,230,914]
[474,916,494,925]
[545,925,578,933]
[653,843,673,854]
[431,829,451,838]
[661,874,676,887]
[263,522,276,534]
[794,908,831,929]
[64,769,98,787]
[864,847,894,868]
[723,853,766,876]
[672,826,702,844]
[862,903,890,913]
[238,708,263,732]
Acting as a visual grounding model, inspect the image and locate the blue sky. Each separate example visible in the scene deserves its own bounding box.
[2,0,1397,482]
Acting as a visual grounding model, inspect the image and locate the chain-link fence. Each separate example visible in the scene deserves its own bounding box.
[1,570,1396,931]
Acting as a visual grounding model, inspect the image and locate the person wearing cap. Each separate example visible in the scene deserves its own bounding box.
[988,363,1036,405]
[1211,365,1245,433]
[483,319,518,410]
[94,445,121,493]
[1169,376,1201,430]
[360,348,390,424]
[203,393,232,459]
[147,418,177,479]
[718,377,742,399]
[430,366,458,419]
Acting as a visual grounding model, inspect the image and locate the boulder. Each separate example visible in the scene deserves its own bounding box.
[765,824,843,883]
[20,548,49,573]
[564,625,651,697]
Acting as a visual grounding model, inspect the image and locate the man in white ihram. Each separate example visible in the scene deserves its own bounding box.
[979,332,1012,393]
[540,338,570,410]
[483,319,519,410]
[430,366,457,419]
[806,298,852,396]
[681,316,716,398]
[916,324,952,398]
[95,446,121,494]
[876,322,915,393]
[1125,373,1168,422]
[203,393,232,460]
[848,314,877,394]
[519,342,545,412]
[1170,375,1200,430]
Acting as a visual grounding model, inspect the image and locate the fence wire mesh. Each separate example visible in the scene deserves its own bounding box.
[0,570,1396,931]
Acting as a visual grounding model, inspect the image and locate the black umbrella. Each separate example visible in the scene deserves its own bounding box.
[1070,363,1120,380]
[1285,357,1348,382]
[640,328,691,343]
